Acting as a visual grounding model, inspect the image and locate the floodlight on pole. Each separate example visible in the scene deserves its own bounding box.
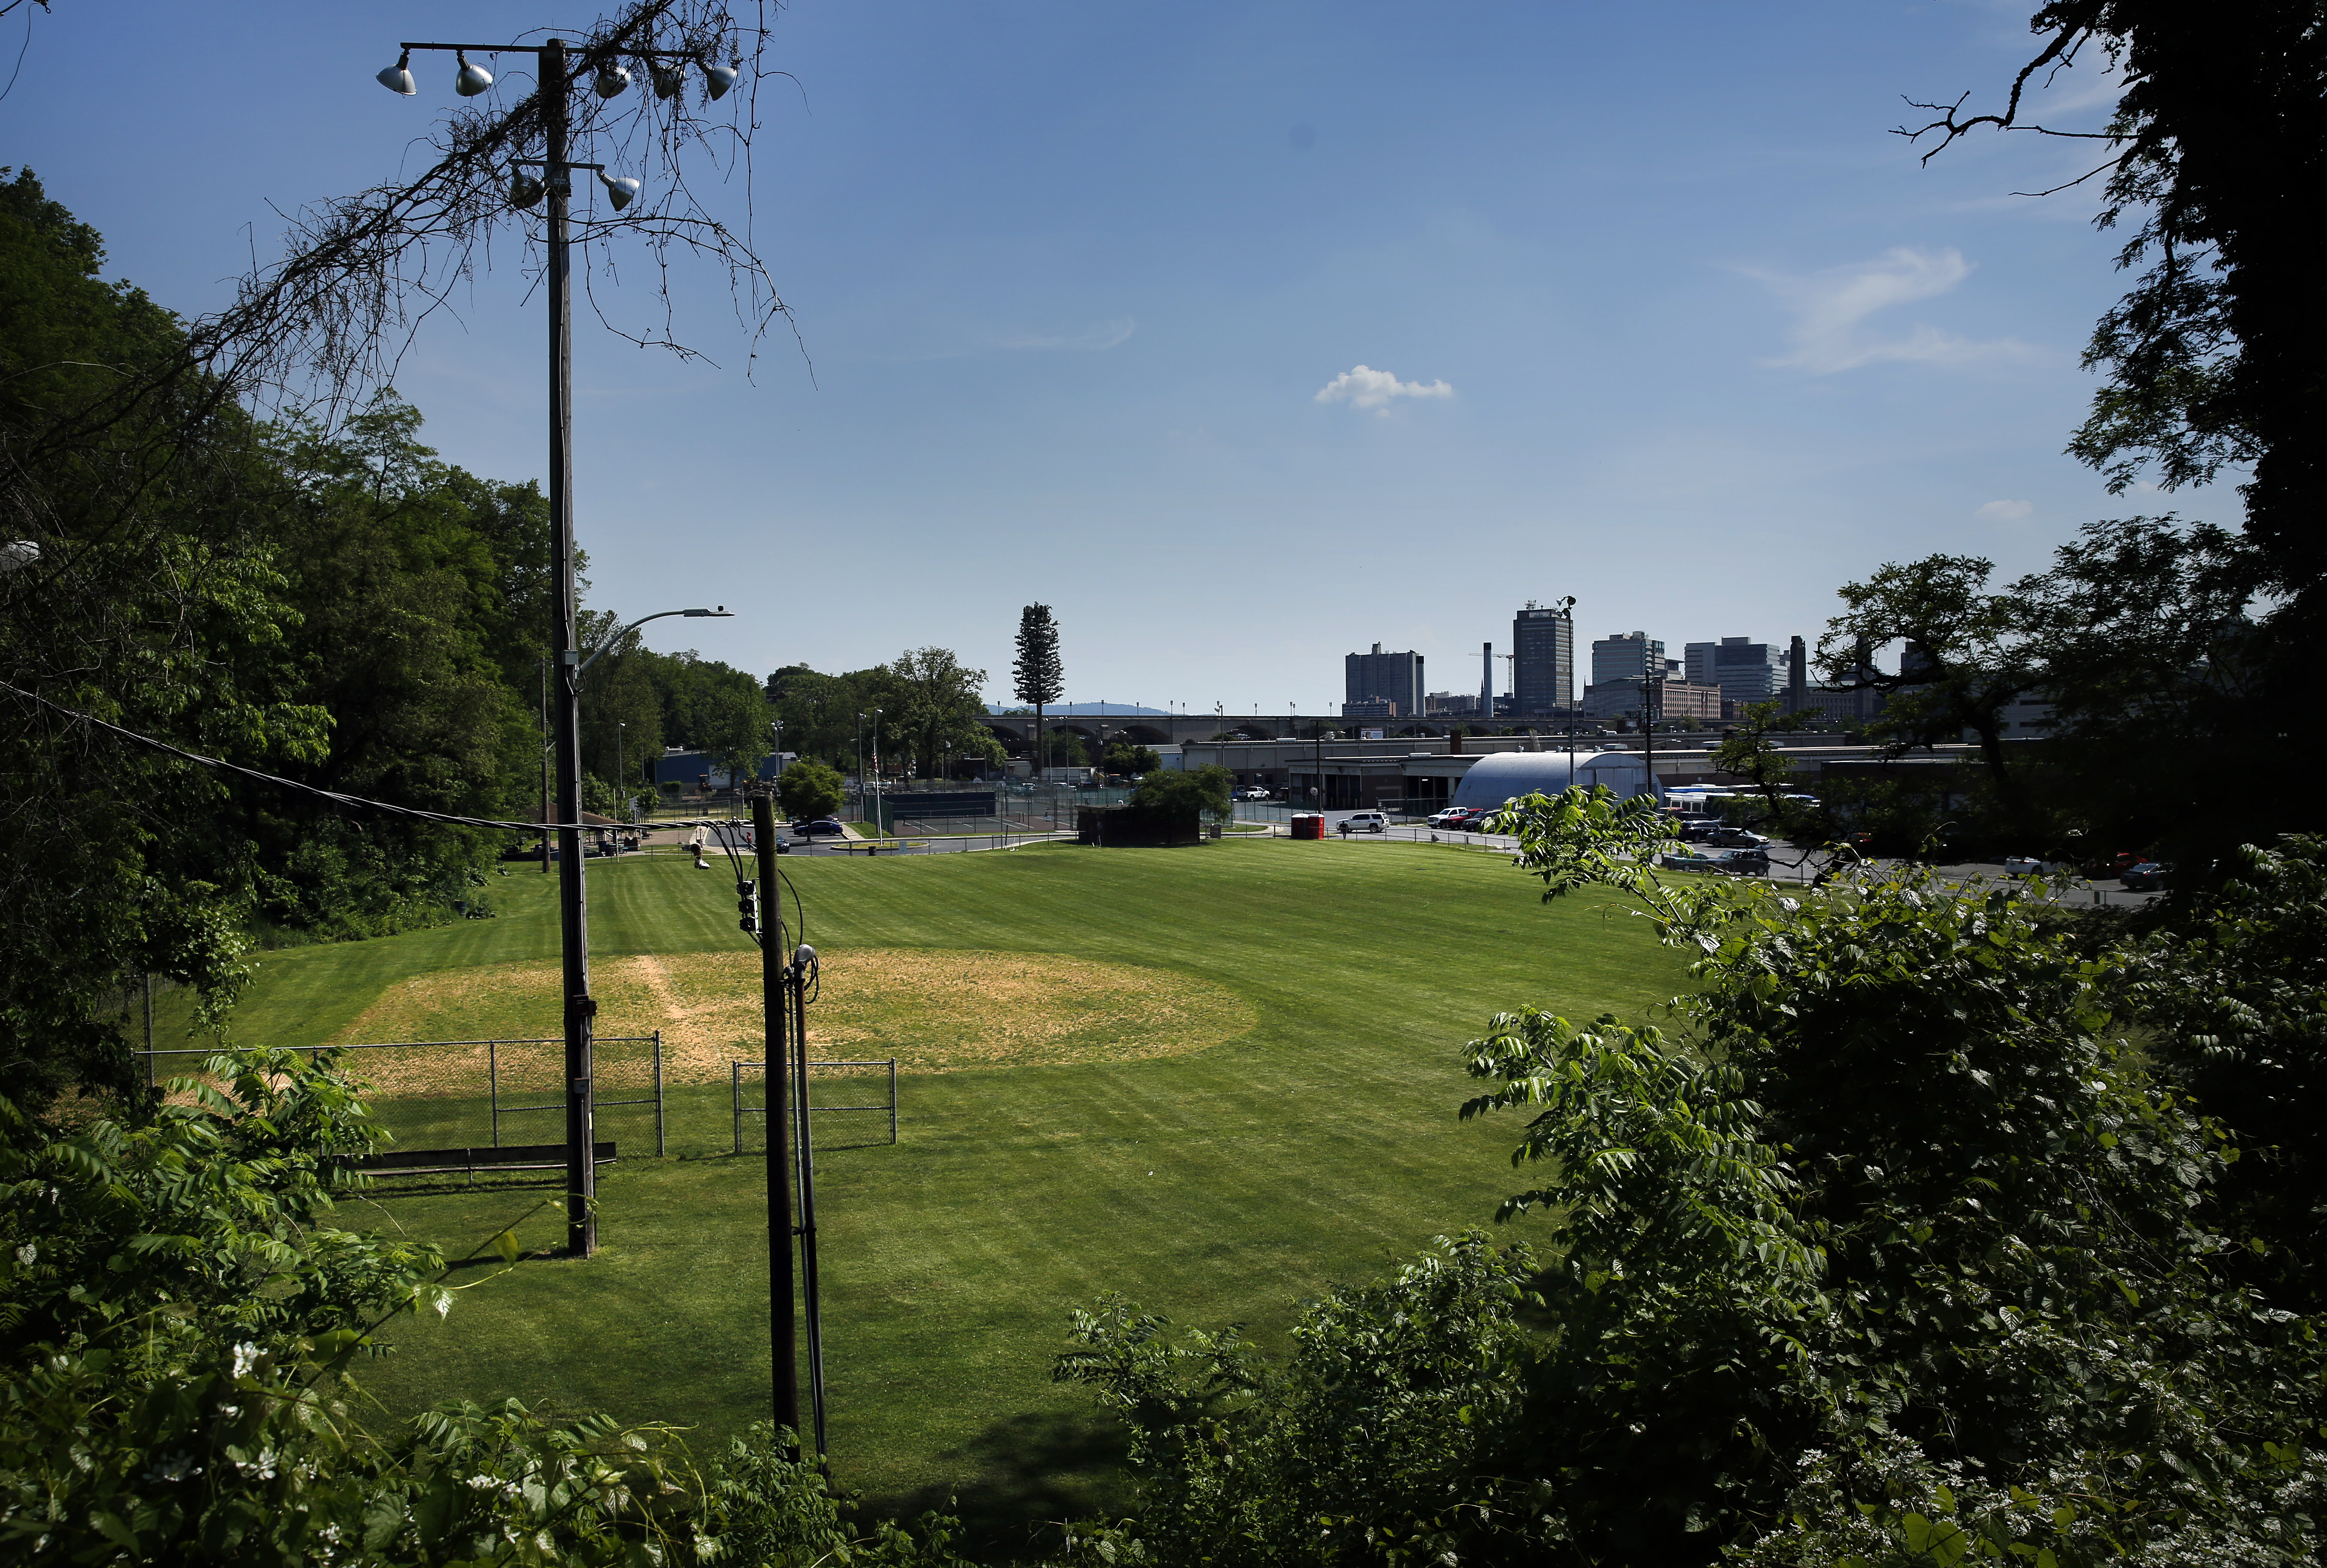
[509,168,547,210]
[649,59,685,99]
[598,170,642,211]
[594,61,632,97]
[377,50,416,94]
[701,57,738,99]
[454,50,493,96]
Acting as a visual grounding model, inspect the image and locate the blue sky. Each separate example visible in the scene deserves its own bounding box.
[3,1,2234,711]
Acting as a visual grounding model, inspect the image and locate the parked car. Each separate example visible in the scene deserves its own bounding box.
[1237,787,1273,801]
[2002,855,2068,878]
[1661,848,1768,877]
[2120,861,2173,891]
[790,817,847,838]
[1677,818,1726,842]
[1338,811,1389,835]
[1706,827,1771,849]
[1428,806,1480,829]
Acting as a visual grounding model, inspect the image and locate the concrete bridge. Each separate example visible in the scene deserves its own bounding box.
[976,711,1604,757]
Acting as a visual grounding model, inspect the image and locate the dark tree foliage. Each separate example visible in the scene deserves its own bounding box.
[0,1050,972,1565]
[1014,602,1064,778]
[0,169,322,1105]
[1904,4,2327,588]
[0,177,592,1106]
[1899,6,2321,874]
[2124,836,2327,1314]
[1102,741,1162,777]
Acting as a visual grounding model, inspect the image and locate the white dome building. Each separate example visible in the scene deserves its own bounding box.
[1447,749,1661,811]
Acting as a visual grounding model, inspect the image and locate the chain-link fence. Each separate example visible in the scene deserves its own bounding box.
[135,1033,667,1169]
[731,1058,899,1154]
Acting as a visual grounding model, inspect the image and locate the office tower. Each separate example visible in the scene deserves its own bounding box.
[1788,636,1807,714]
[1681,635,1785,706]
[1590,630,1665,687]
[1343,642,1424,717]
[1512,603,1574,715]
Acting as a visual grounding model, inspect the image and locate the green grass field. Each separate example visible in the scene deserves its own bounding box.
[183,839,1684,1552]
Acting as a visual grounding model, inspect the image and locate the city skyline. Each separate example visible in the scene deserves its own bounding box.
[2,3,2233,714]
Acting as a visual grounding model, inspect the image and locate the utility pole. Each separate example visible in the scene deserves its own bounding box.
[538,38,602,1259]
[374,27,755,1261]
[540,653,552,873]
[750,789,802,1440]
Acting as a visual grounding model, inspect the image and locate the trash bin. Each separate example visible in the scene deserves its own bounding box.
[1290,813,1325,841]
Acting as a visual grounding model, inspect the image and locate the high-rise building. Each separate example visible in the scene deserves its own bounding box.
[1344,642,1424,717]
[1591,630,1665,687]
[1512,603,1574,715]
[1683,635,1785,707]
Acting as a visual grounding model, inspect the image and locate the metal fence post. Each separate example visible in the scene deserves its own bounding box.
[732,1060,742,1155]
[889,1057,899,1145]
[654,1030,666,1158]
[490,1040,500,1147]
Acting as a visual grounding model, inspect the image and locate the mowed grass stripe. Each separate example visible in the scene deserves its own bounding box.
[197,839,1680,1540]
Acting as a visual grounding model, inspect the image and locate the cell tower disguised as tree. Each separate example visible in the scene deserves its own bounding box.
[1013,603,1064,778]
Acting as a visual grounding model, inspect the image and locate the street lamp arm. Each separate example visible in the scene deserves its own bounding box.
[576,605,730,679]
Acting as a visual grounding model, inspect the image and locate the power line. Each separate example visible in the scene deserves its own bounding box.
[0,677,730,834]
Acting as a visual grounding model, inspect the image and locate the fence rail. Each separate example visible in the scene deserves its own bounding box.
[135,1033,667,1158]
[732,1058,899,1152]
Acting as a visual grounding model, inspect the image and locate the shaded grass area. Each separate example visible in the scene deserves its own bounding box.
[209,840,1683,1553]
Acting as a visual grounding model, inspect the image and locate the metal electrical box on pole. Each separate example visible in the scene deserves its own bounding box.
[751,791,803,1440]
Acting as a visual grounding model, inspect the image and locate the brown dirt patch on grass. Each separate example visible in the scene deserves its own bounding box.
[325,949,1257,1096]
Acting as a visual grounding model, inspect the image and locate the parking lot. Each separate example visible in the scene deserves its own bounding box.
[1272,809,2164,908]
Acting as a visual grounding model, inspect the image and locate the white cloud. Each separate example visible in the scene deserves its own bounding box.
[1314,364,1454,413]
[1756,248,2035,374]
[997,318,1136,351]
[1975,499,2033,521]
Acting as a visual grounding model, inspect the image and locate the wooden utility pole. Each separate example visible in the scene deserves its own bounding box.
[544,37,598,1260]
[750,790,802,1440]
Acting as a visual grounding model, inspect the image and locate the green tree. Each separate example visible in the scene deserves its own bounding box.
[2123,835,2327,1313]
[0,169,323,1104]
[777,758,845,822]
[1102,741,1161,776]
[1125,764,1230,828]
[886,646,990,778]
[1013,604,1063,776]
[1814,554,2041,802]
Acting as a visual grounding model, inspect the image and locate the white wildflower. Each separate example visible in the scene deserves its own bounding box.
[15,1243,33,1266]
[240,1446,279,1480]
[230,1342,259,1379]
[142,1450,197,1483]
[466,1474,499,1491]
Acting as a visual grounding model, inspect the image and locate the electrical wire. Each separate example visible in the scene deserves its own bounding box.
[1,676,734,836]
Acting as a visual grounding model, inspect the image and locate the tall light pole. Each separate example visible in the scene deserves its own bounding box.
[617,723,626,824]
[1553,596,1577,783]
[377,33,721,1259]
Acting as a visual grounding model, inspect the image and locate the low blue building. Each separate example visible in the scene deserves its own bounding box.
[653,750,795,789]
